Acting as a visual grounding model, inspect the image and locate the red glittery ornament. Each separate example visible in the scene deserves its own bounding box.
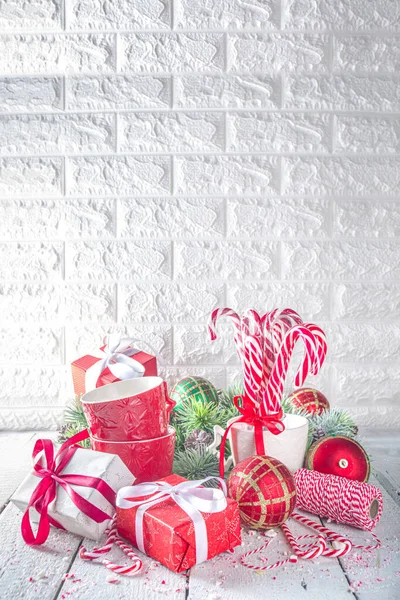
[287,388,330,416]
[227,456,297,530]
[306,435,370,482]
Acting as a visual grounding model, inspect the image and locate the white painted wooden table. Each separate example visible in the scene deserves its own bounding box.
[1,430,399,600]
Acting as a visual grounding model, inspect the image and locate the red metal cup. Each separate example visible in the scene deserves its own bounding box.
[90,426,176,484]
[81,376,175,441]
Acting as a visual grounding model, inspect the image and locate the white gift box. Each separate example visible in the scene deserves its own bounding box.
[12,443,135,542]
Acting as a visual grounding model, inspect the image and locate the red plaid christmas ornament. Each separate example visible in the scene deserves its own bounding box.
[287,388,330,416]
[227,456,296,530]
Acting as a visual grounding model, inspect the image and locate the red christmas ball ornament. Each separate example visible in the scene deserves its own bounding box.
[227,456,297,530]
[306,435,370,482]
[287,388,330,416]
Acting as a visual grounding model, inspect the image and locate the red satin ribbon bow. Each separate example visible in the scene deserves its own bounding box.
[21,429,117,546]
[219,396,285,478]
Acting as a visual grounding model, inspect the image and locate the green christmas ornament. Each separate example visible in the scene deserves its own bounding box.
[170,376,219,410]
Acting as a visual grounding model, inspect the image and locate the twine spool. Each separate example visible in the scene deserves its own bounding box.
[294,469,383,531]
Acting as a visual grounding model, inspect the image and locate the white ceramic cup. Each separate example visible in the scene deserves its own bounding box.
[226,413,309,472]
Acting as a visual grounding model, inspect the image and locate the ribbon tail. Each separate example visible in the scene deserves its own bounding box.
[254,421,266,455]
[21,505,52,546]
[21,480,57,546]
[219,422,235,479]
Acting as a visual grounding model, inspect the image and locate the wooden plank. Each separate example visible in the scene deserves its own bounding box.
[364,430,400,490]
[0,432,35,509]
[330,475,400,600]
[61,539,187,600]
[187,511,353,600]
[0,502,82,600]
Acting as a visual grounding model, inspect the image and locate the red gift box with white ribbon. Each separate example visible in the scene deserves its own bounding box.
[116,474,241,572]
[71,334,158,396]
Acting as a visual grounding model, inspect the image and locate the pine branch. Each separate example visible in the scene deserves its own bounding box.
[216,382,243,420]
[170,413,186,451]
[58,423,91,448]
[173,448,220,483]
[57,396,89,447]
[308,407,358,445]
[175,398,231,435]
[64,395,88,429]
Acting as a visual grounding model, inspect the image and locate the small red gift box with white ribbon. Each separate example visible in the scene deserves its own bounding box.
[71,334,158,396]
[116,474,241,572]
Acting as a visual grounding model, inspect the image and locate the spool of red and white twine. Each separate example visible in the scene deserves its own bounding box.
[80,516,143,576]
[294,469,383,533]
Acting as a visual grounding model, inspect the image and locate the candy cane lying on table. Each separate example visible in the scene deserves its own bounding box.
[80,516,143,576]
[290,513,352,557]
[292,513,380,554]
[281,523,327,559]
[240,534,298,571]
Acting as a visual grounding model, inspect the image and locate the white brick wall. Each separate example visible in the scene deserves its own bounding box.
[1,0,399,430]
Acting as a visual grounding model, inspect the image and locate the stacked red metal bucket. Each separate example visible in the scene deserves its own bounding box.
[81,377,176,483]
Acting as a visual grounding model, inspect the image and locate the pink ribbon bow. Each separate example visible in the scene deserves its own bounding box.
[21,429,116,546]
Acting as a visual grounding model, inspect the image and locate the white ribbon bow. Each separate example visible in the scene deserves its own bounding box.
[116,477,228,565]
[85,334,146,391]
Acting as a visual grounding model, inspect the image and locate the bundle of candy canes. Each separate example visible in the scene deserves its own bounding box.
[208,307,327,418]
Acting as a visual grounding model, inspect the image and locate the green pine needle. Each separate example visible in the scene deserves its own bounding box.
[308,407,358,441]
[175,398,230,435]
[64,395,88,429]
[217,382,243,421]
[173,448,220,483]
[170,413,186,451]
[58,396,89,447]
[217,382,244,409]
[58,423,91,448]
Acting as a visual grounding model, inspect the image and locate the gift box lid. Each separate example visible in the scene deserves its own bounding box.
[71,349,155,372]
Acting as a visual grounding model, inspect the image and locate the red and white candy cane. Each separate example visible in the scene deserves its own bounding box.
[209,308,264,410]
[241,308,262,338]
[292,513,381,554]
[281,522,327,559]
[262,325,319,414]
[290,513,352,557]
[208,308,242,344]
[261,309,303,388]
[240,534,298,571]
[245,335,264,394]
[80,516,143,576]
[300,323,327,378]
[263,308,303,354]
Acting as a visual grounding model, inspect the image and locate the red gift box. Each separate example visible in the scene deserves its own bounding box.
[71,339,157,396]
[116,474,242,572]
